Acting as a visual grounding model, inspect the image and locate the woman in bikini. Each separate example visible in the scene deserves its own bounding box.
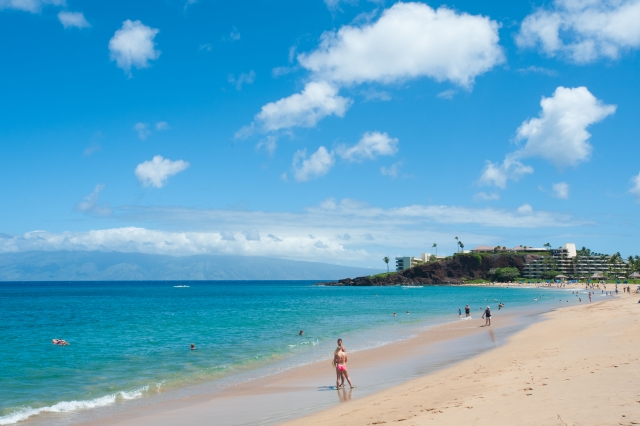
[332,344,354,389]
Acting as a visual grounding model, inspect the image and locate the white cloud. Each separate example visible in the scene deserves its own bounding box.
[552,182,569,199]
[250,81,351,133]
[74,184,111,216]
[517,65,558,76]
[109,20,160,76]
[0,199,592,266]
[292,146,335,182]
[256,136,277,156]
[514,86,616,167]
[437,89,456,99]
[228,70,256,90]
[380,161,402,178]
[298,2,504,88]
[478,157,534,189]
[57,11,90,28]
[229,27,241,41]
[479,86,614,188]
[473,191,500,201]
[517,203,533,214]
[630,172,640,201]
[0,0,63,13]
[134,122,150,140]
[337,131,398,162]
[517,0,640,63]
[135,155,190,188]
[155,121,169,130]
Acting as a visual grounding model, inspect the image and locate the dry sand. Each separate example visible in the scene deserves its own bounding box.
[285,293,640,426]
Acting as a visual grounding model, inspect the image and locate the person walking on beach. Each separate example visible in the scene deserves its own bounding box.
[482,306,491,326]
[589,292,592,303]
[465,304,471,317]
[333,342,354,389]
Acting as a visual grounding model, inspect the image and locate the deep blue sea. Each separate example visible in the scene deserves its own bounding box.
[0,281,566,425]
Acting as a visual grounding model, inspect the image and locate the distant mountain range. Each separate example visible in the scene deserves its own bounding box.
[0,251,382,281]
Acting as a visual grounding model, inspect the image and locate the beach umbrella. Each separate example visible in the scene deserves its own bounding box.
[629,272,640,279]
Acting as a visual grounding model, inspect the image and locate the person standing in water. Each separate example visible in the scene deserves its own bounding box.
[465,304,471,317]
[333,340,354,389]
[458,308,462,318]
[482,306,492,326]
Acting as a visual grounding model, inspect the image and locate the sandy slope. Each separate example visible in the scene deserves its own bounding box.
[284,294,640,426]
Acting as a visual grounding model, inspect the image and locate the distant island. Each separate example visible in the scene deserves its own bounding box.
[321,253,532,286]
[0,251,383,281]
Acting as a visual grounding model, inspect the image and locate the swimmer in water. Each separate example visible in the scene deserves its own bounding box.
[191,343,195,350]
[52,339,69,346]
[393,312,396,317]
[299,330,304,336]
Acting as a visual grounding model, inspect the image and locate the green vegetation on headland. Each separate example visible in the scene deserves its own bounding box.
[324,252,640,286]
[325,253,531,286]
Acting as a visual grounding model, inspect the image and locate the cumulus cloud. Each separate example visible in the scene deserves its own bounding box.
[74,184,111,216]
[292,146,335,182]
[298,2,504,88]
[552,182,569,199]
[479,86,614,188]
[478,158,534,189]
[242,228,261,241]
[155,121,169,130]
[244,81,351,134]
[514,86,616,167]
[58,11,90,28]
[630,172,640,201]
[0,0,63,13]
[228,70,256,90]
[337,131,398,162]
[241,2,502,136]
[109,20,160,75]
[517,0,640,63]
[135,155,190,188]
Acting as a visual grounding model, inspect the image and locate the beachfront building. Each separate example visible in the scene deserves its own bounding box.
[521,243,628,279]
[395,253,445,271]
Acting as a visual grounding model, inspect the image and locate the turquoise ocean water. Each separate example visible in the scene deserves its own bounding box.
[0,281,567,425]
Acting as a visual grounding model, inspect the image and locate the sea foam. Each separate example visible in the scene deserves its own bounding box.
[0,386,149,425]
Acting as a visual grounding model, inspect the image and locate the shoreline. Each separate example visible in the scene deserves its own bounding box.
[67,289,570,426]
[284,293,640,425]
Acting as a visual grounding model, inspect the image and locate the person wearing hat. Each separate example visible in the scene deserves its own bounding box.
[482,306,492,326]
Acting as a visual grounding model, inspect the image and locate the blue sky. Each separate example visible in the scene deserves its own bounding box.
[1,0,640,267]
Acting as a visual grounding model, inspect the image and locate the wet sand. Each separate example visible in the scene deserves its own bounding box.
[79,305,543,426]
[285,293,640,426]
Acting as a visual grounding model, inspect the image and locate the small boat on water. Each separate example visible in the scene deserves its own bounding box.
[173,285,190,288]
[401,285,423,289]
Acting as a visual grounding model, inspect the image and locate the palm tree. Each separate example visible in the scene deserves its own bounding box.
[459,242,464,253]
[455,236,459,253]
[544,242,551,251]
[383,256,390,273]
[432,243,437,257]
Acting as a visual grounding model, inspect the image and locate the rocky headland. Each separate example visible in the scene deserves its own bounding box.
[321,253,537,286]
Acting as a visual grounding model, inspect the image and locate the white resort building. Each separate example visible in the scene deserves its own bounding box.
[471,243,629,279]
[395,253,445,271]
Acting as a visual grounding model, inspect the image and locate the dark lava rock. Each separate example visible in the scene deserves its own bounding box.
[320,254,536,286]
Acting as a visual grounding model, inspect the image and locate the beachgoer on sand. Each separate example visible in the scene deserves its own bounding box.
[332,340,354,389]
[482,306,491,326]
